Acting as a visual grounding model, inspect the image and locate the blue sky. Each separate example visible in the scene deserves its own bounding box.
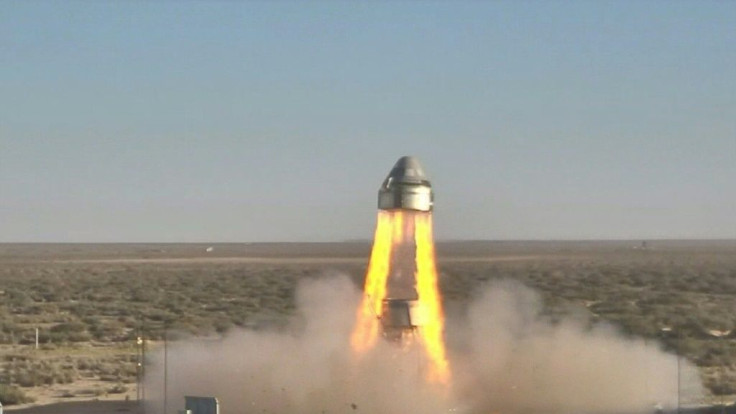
[1,1,734,242]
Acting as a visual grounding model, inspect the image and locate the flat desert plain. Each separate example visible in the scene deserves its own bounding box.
[1,241,736,413]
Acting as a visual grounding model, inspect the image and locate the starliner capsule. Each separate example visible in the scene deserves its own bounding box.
[378,156,433,212]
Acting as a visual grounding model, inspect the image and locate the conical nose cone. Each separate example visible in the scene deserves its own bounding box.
[378,156,433,212]
[387,156,428,183]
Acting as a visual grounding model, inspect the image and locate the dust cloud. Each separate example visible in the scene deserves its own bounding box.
[451,280,702,413]
[146,275,702,414]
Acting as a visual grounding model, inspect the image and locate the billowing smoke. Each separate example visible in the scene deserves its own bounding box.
[451,280,702,413]
[145,275,702,414]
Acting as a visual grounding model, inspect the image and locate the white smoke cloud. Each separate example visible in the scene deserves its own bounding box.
[145,275,702,414]
[453,280,702,414]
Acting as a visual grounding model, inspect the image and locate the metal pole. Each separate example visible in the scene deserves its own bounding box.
[136,329,142,404]
[721,334,725,413]
[677,331,681,414]
[141,324,146,414]
[164,325,168,414]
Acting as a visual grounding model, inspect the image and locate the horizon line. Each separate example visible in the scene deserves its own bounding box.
[1,238,735,244]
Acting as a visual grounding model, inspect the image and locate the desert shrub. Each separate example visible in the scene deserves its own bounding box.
[50,321,86,334]
[76,357,99,371]
[213,318,232,334]
[3,353,30,362]
[14,369,39,387]
[39,342,57,350]
[0,320,19,335]
[0,384,35,405]
[54,369,76,384]
[6,358,78,387]
[617,316,658,338]
[3,288,32,307]
[88,320,126,341]
[706,377,736,396]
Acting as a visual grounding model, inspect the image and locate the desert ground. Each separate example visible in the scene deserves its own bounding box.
[1,241,736,413]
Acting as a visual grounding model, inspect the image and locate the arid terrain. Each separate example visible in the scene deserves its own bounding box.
[1,241,736,412]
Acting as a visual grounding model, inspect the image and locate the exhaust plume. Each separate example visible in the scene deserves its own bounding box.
[145,275,702,414]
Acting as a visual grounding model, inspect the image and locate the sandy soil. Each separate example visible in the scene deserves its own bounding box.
[4,399,140,414]
[2,379,137,412]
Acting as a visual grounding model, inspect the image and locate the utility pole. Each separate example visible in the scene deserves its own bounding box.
[721,332,725,413]
[163,324,168,414]
[141,319,146,414]
[136,330,143,403]
[677,330,681,414]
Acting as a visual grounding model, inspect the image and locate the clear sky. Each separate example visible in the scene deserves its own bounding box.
[1,1,734,242]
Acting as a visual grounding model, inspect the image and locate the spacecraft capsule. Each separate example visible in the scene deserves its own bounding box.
[378,156,433,212]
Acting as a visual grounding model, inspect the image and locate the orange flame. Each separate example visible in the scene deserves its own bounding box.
[414,213,451,384]
[351,210,394,352]
[351,209,451,386]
